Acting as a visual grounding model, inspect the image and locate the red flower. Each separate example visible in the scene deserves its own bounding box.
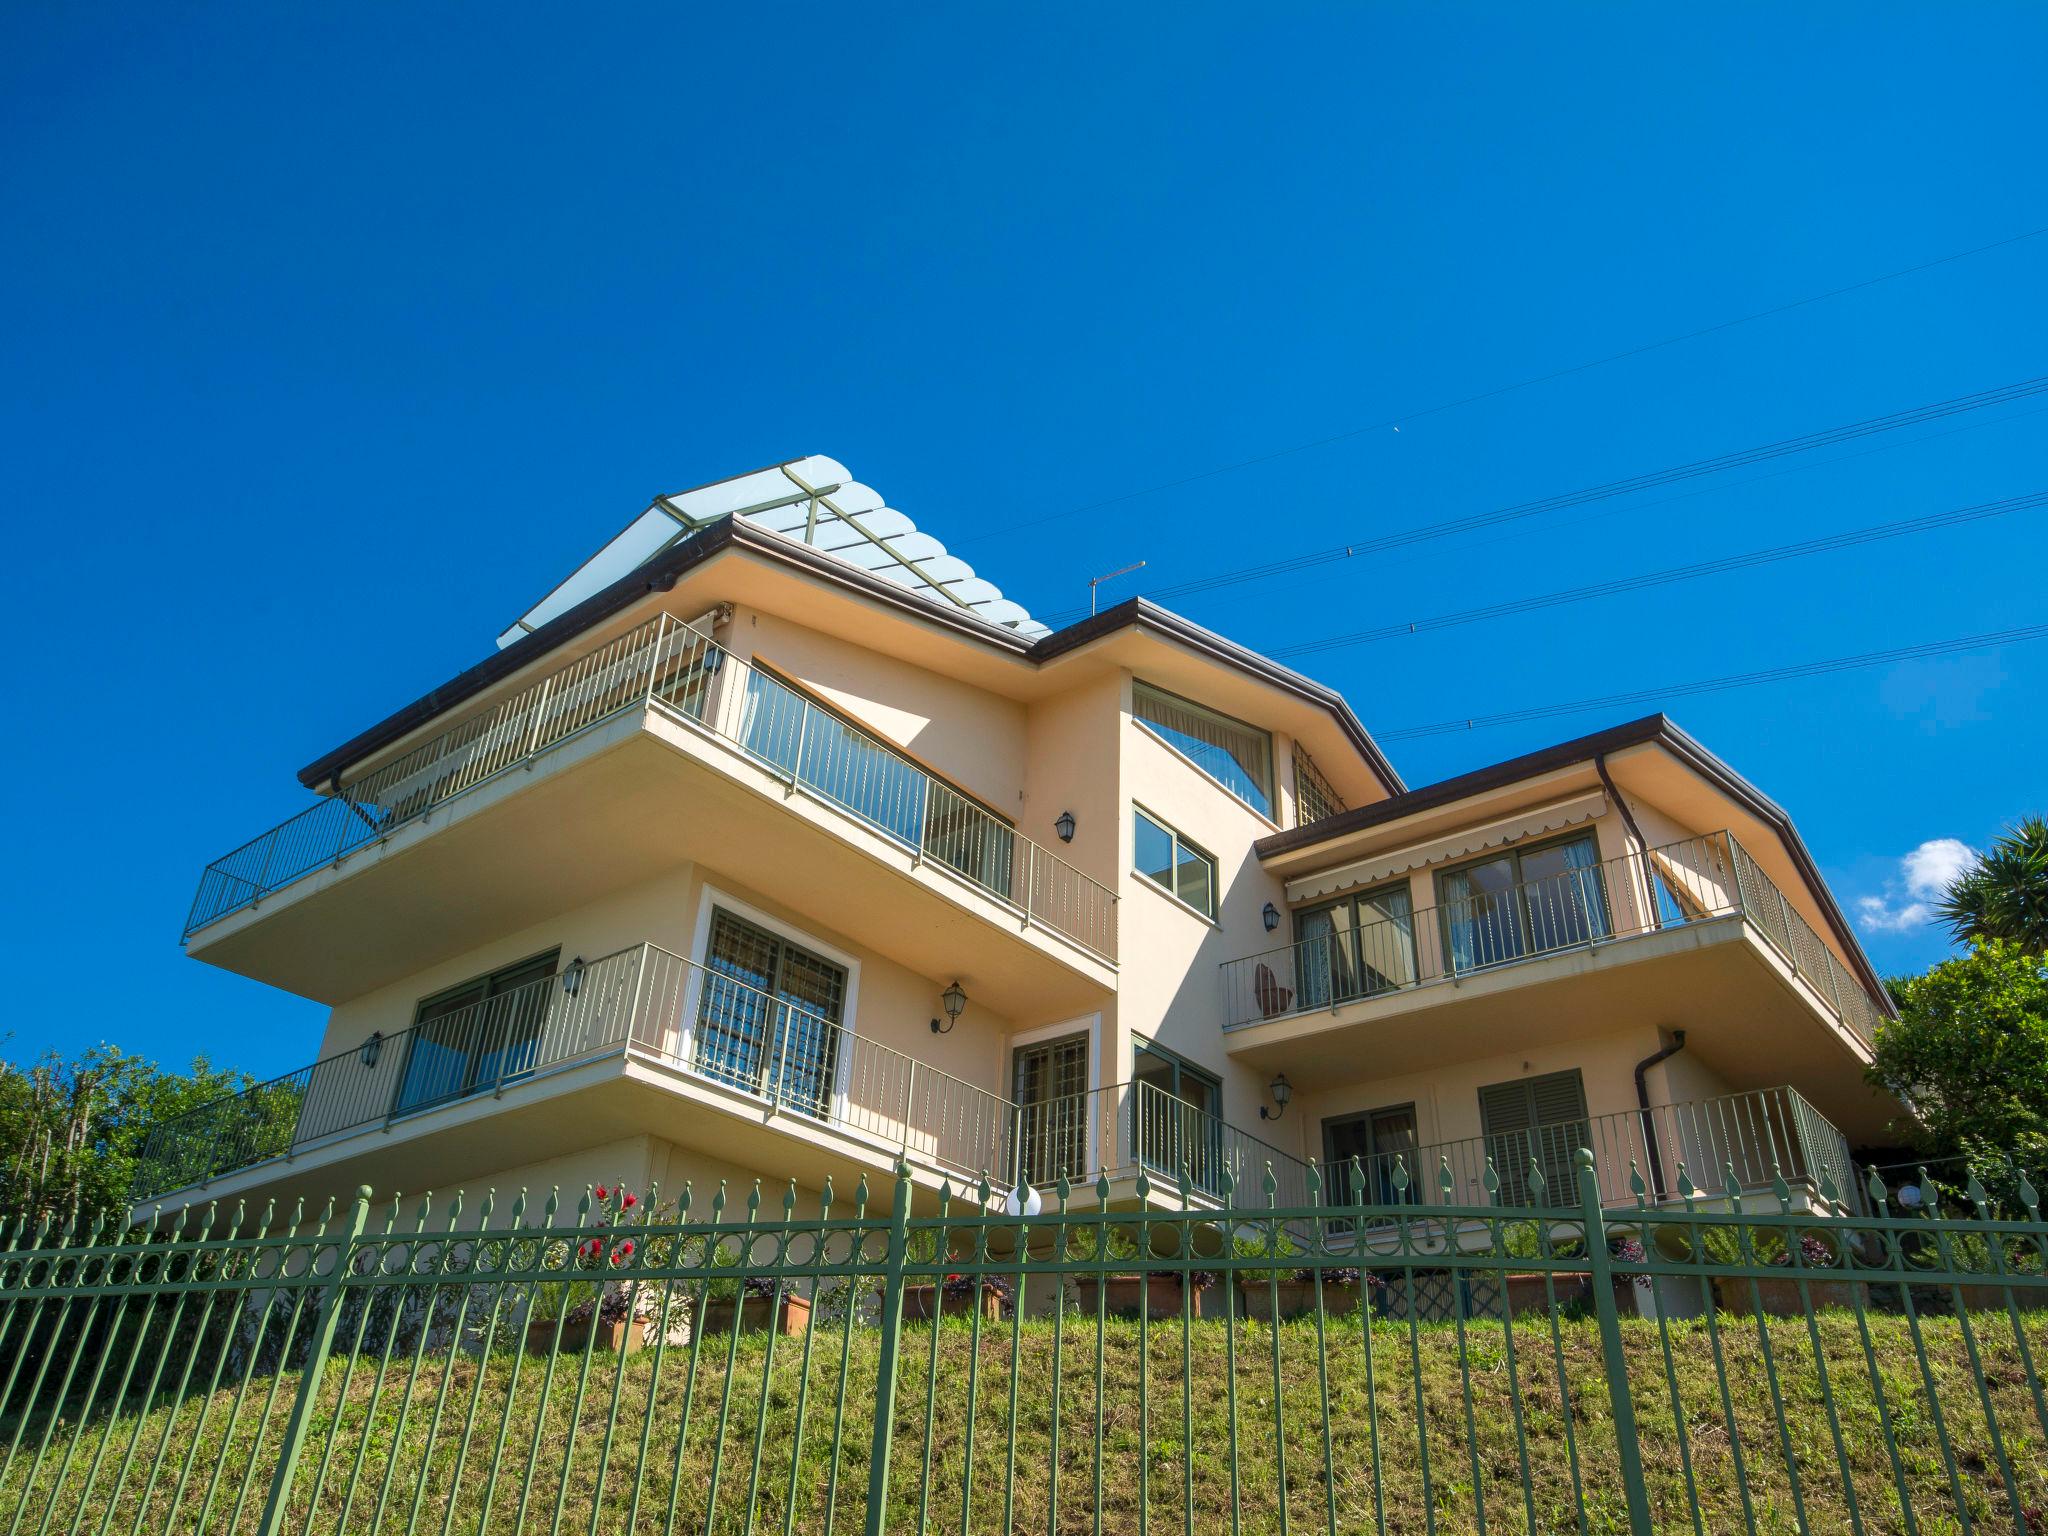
[595,1185,609,1201]
[616,1240,635,1258]
[946,1273,962,1283]
[621,1192,637,1209]
[609,1251,622,1266]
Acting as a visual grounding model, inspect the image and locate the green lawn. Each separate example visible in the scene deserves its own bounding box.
[4,1310,2046,1534]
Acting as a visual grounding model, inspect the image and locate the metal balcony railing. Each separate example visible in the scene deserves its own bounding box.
[1009,1078,1316,1207]
[1220,831,1882,1048]
[1334,1086,1862,1221]
[183,614,1117,962]
[133,942,1020,1201]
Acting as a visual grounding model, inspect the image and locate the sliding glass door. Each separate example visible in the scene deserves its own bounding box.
[1439,834,1609,974]
[1294,881,1416,1009]
[394,951,560,1116]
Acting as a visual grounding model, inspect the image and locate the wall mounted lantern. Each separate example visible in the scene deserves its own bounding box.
[359,1031,384,1069]
[562,955,586,998]
[1054,810,1077,843]
[1262,901,1281,932]
[1259,1072,1293,1121]
[931,980,969,1034]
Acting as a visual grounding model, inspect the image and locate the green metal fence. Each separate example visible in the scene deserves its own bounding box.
[2,1151,2045,1534]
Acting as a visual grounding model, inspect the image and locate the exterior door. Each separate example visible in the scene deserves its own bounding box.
[1132,1042,1225,1193]
[694,911,847,1118]
[1012,1034,1090,1186]
[1477,1069,1589,1207]
[1323,1105,1420,1218]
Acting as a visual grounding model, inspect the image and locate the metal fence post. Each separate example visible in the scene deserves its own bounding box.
[863,1162,914,1536]
[255,1185,374,1536]
[1580,1149,1654,1536]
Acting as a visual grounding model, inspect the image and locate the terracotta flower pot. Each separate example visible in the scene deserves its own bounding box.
[902,1284,1008,1322]
[1236,1278,1366,1321]
[698,1293,813,1337]
[1074,1274,1215,1320]
[527,1315,651,1355]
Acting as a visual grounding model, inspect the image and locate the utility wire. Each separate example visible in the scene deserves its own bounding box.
[964,222,2048,547]
[1038,374,2048,623]
[1377,623,2048,742]
[1270,490,2048,659]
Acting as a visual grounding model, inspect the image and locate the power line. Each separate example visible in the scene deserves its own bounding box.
[1377,623,2048,742]
[1036,374,2048,623]
[1270,490,2048,660]
[962,223,2048,548]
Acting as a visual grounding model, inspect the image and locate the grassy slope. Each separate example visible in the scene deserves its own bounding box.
[4,1311,2047,1534]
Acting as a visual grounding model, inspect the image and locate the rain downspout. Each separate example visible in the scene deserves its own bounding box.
[1634,1029,1686,1200]
[1595,753,1662,933]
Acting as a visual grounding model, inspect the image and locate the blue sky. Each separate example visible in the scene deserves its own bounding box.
[3,6,2043,1078]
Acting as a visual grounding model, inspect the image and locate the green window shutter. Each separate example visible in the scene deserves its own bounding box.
[1478,1080,1536,1138]
[1529,1069,1588,1126]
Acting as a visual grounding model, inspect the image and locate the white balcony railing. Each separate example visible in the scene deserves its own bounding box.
[1220,832,1884,1048]
[184,614,1117,962]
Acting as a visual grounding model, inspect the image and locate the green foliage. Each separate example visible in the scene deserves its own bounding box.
[0,1043,272,1225]
[1867,938,2048,1166]
[1937,815,2048,952]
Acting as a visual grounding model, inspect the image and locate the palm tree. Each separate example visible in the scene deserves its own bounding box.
[1938,816,2048,953]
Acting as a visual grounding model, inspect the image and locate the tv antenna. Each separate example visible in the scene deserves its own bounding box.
[1088,560,1147,615]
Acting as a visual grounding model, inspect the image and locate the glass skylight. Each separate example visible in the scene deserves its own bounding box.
[495,456,1050,648]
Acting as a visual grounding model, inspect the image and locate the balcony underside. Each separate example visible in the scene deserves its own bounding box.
[1221,918,1891,1143]
[134,1051,1002,1222]
[187,709,1114,1012]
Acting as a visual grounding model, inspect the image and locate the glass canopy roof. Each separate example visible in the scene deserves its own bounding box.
[494,456,1049,649]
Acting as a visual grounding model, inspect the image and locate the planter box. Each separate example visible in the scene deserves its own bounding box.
[902,1284,1009,1323]
[1075,1275,1216,1320]
[698,1293,812,1337]
[526,1316,651,1356]
[1236,1278,1366,1321]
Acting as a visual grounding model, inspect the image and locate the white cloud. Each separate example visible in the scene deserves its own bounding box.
[1856,837,1978,933]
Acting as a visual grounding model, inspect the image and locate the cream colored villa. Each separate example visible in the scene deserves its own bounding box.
[141,456,1899,1235]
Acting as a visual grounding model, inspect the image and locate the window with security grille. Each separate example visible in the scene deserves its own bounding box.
[694,910,847,1118]
[1291,745,1348,827]
[1012,1034,1090,1186]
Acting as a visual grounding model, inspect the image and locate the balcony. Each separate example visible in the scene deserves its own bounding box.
[132,946,1293,1214]
[1221,832,1884,1056]
[182,614,1115,1004]
[1338,1086,1861,1223]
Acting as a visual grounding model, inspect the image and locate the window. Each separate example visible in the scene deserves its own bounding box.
[1013,1033,1091,1185]
[1477,1070,1589,1208]
[394,951,561,1115]
[1293,881,1417,1009]
[1132,1040,1226,1192]
[1292,745,1347,827]
[693,910,848,1118]
[1133,807,1217,919]
[1133,681,1274,817]
[1436,833,1610,973]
